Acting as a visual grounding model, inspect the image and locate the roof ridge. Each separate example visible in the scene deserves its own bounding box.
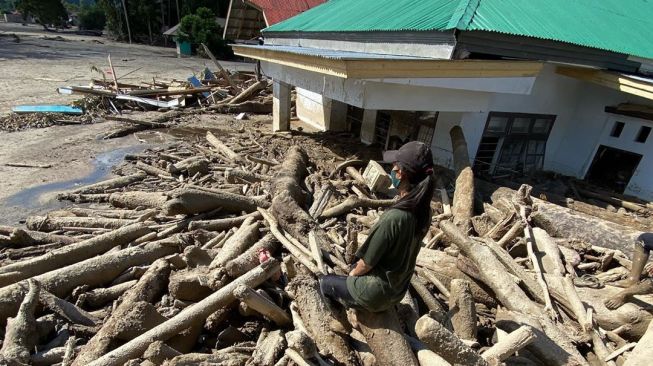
[446,0,482,30]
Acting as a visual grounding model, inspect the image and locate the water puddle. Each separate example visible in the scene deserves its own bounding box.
[1,145,146,224]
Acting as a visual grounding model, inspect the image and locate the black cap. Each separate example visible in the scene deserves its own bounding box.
[382,141,434,183]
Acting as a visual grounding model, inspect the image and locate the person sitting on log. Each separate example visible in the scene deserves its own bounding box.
[605,233,653,309]
[319,141,435,312]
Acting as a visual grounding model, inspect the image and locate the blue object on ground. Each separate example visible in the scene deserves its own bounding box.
[187,76,211,97]
[12,105,83,114]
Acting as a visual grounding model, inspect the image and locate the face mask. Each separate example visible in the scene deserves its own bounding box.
[390,170,401,188]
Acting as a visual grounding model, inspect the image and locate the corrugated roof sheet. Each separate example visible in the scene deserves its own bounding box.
[264,0,653,60]
[234,44,431,60]
[248,0,326,25]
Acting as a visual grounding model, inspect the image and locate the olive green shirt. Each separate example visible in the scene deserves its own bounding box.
[346,208,421,312]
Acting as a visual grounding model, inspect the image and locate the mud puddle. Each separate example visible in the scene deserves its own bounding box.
[0,145,147,225]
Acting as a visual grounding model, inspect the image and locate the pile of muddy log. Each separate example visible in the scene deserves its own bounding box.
[1,125,653,366]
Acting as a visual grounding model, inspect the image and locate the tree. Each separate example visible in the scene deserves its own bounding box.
[78,2,106,30]
[179,6,230,58]
[15,0,67,28]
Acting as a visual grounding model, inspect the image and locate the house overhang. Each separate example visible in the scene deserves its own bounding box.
[233,44,544,79]
[557,66,653,101]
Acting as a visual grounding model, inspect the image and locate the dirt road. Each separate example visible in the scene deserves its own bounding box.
[0,23,254,116]
[0,24,256,224]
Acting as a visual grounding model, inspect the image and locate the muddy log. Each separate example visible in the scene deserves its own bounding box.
[72,259,171,365]
[269,146,314,239]
[0,279,39,365]
[64,172,147,195]
[86,260,280,366]
[109,191,168,210]
[449,279,477,341]
[405,336,452,366]
[233,285,292,327]
[532,202,642,256]
[206,131,244,163]
[0,223,151,286]
[355,308,419,366]
[188,211,262,231]
[75,280,137,308]
[440,220,539,313]
[225,234,279,278]
[481,325,536,363]
[0,226,78,247]
[320,196,396,219]
[440,221,588,365]
[489,187,643,255]
[26,215,134,232]
[286,275,359,366]
[415,314,488,366]
[209,218,259,268]
[623,319,653,366]
[450,126,474,233]
[416,248,497,307]
[163,188,269,216]
[496,308,588,366]
[0,238,182,325]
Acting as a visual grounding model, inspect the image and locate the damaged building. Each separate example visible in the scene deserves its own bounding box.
[232,0,653,201]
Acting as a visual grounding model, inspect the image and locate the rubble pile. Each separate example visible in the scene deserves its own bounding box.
[1,64,274,133]
[0,124,652,366]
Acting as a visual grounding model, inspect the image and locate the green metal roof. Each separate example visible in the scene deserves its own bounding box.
[264,0,653,60]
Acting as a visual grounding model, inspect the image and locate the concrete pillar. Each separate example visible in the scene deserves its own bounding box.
[360,109,378,145]
[273,79,291,132]
[325,99,348,132]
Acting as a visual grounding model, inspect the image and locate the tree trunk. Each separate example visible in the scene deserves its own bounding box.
[188,211,262,231]
[450,126,474,233]
[86,260,280,366]
[481,325,536,362]
[0,223,151,287]
[109,191,168,210]
[286,275,359,366]
[623,319,653,366]
[225,234,279,278]
[449,279,477,341]
[0,238,181,325]
[209,218,259,268]
[355,308,419,366]
[415,314,488,366]
[531,202,642,256]
[26,216,134,232]
[72,259,171,366]
[495,308,588,366]
[233,285,291,326]
[163,188,269,216]
[0,279,39,365]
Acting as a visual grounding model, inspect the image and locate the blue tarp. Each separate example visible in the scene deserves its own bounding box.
[12,105,84,115]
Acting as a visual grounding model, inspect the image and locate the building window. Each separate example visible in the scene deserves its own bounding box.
[635,126,651,143]
[375,111,437,149]
[611,121,625,137]
[475,112,556,176]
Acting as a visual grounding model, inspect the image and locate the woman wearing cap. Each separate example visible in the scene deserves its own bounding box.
[319,141,435,312]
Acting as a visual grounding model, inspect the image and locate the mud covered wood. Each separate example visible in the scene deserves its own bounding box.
[86,260,280,366]
[355,308,419,366]
[0,223,151,286]
[415,314,488,366]
[450,126,474,233]
[0,238,181,325]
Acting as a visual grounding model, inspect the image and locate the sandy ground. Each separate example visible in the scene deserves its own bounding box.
[0,23,257,225]
[0,22,254,116]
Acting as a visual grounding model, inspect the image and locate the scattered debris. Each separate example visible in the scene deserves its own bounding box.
[0,120,652,366]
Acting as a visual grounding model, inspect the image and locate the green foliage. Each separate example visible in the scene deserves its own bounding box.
[0,0,16,13]
[78,2,105,30]
[179,6,230,58]
[15,0,67,26]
